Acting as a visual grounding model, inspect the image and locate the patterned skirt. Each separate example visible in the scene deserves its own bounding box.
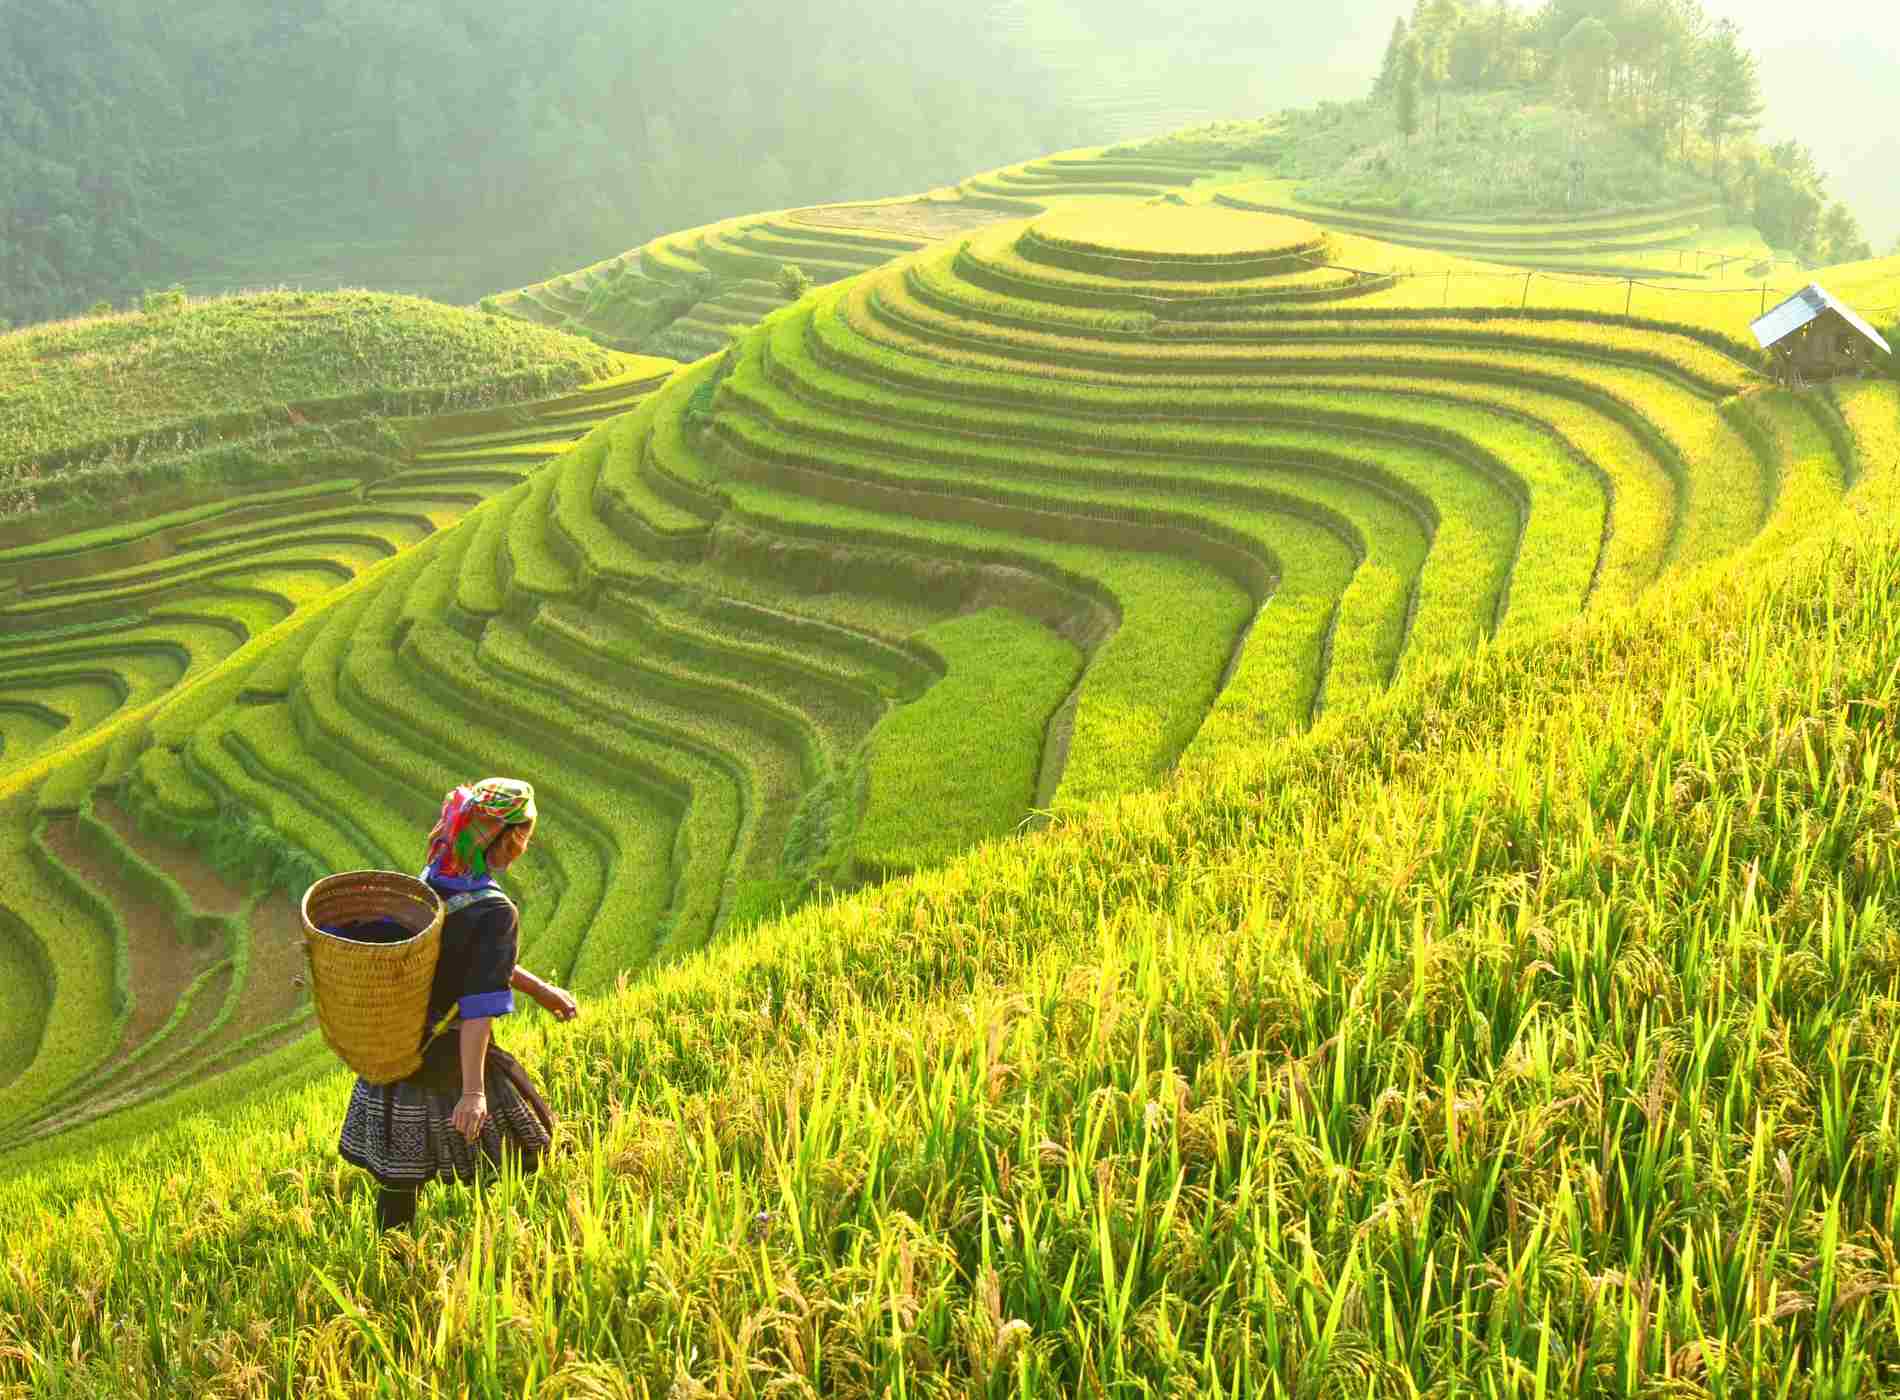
[338,1047,556,1188]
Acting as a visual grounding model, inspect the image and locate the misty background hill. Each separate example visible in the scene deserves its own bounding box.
[2,0,1891,330]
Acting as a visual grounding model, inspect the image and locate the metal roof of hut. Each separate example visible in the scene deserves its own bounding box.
[1750,284,1891,355]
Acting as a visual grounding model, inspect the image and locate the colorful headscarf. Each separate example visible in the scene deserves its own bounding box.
[422,778,537,883]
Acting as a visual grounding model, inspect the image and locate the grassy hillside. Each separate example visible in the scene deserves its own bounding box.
[1,291,630,521]
[1,0,1089,331]
[6,435,1900,1392]
[2,123,1899,1392]
[1264,92,1712,218]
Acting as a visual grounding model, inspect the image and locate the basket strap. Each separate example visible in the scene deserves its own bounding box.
[442,887,512,917]
[417,888,516,1069]
[419,1003,462,1060]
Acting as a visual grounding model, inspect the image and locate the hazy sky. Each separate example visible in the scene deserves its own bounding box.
[1729,0,1899,246]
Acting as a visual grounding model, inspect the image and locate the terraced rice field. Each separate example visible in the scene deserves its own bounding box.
[494,210,938,354]
[490,149,1250,354]
[0,362,674,1145]
[7,127,1900,1393]
[493,150,1799,369]
[1217,182,1760,279]
[5,170,1896,1173]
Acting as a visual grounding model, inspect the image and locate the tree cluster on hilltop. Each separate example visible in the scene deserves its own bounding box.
[0,0,1083,331]
[1374,0,1872,260]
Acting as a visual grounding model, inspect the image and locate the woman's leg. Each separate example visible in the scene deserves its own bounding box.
[377,1184,419,1232]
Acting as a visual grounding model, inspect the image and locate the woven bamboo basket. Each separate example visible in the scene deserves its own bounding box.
[301,871,445,1085]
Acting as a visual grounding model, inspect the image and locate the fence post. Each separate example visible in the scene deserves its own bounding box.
[1760,283,1768,315]
[1521,272,1534,310]
[1625,279,1634,317]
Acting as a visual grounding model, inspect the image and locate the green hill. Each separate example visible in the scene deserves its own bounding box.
[0,0,1089,330]
[2,122,1900,1392]
[1,290,632,523]
[1236,92,1717,221]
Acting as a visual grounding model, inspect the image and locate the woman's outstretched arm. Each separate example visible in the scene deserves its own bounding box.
[510,966,579,1021]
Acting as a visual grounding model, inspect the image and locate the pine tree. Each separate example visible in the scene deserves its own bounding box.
[1420,0,1460,136]
[1396,36,1424,145]
[1450,24,1488,87]
[1654,0,1710,164]
[1701,18,1763,186]
[1486,0,1518,85]
[1374,18,1409,103]
[1821,204,1869,263]
[1560,17,1617,112]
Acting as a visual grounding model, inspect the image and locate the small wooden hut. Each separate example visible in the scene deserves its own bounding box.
[1750,284,1892,388]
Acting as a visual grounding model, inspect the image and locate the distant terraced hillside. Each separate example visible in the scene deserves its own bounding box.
[490,136,1817,368]
[1216,184,1764,279]
[3,138,1898,1169]
[488,149,1251,354]
[1,291,629,511]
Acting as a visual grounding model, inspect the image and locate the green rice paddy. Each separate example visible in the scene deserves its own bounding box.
[1,137,1899,1395]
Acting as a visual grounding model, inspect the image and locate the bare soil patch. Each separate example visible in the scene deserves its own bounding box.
[97,798,249,916]
[24,963,232,1140]
[39,818,219,1075]
[243,895,313,1031]
[102,962,232,1099]
[108,897,306,1105]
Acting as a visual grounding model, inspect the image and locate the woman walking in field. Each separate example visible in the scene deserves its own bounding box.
[338,778,579,1232]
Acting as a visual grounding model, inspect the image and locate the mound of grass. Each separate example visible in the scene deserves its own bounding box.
[0,290,627,522]
[1028,202,1322,263]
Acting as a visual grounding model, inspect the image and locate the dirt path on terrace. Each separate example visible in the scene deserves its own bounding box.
[96,798,249,916]
[39,818,220,1074]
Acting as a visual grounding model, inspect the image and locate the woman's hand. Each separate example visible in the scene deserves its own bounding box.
[452,1091,488,1143]
[512,966,578,1021]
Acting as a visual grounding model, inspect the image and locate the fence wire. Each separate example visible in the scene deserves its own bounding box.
[1274,245,1861,325]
